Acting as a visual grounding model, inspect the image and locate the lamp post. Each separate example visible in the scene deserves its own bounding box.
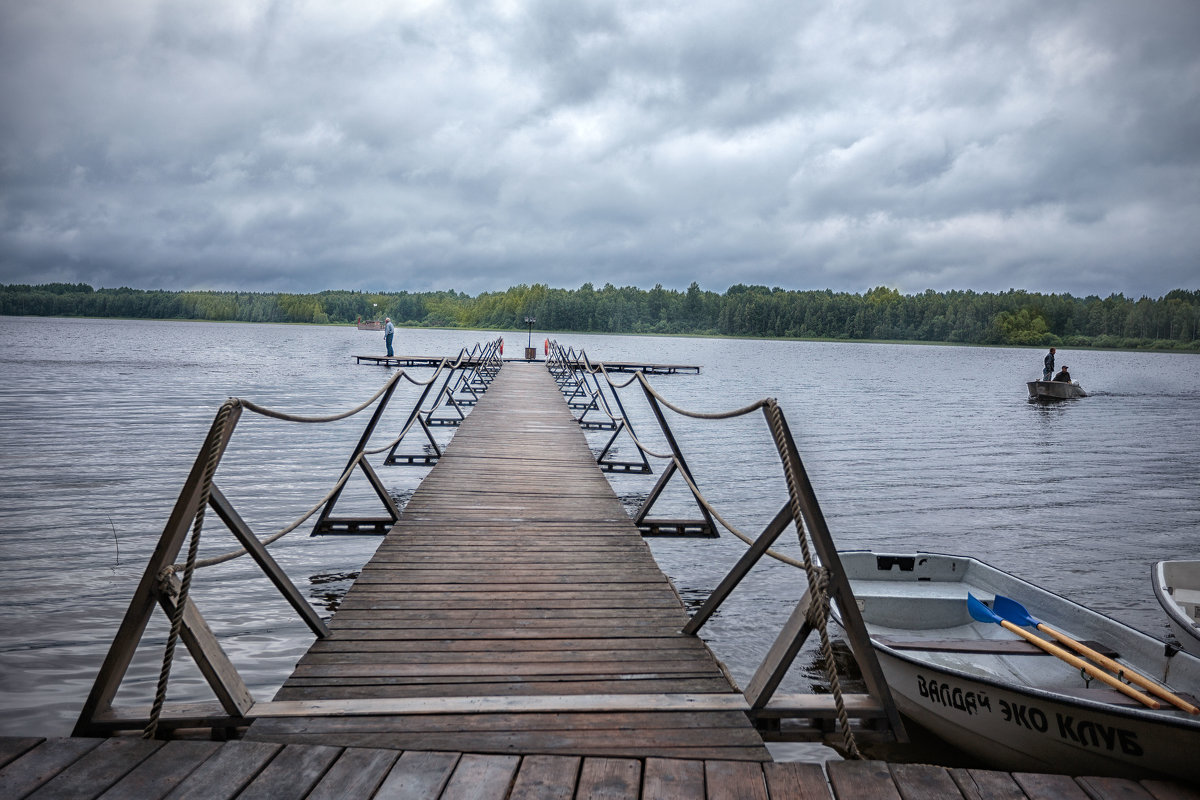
[524,317,536,360]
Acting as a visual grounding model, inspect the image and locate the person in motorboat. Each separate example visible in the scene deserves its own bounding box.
[1053,366,1072,382]
[1043,347,1056,380]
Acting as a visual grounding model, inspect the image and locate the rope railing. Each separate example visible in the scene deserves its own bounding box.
[76,337,503,740]
[167,347,493,572]
[550,342,795,552]
[545,341,903,755]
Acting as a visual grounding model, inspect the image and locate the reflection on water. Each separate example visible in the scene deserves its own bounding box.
[1,317,1198,764]
[616,492,649,518]
[386,489,415,509]
[307,572,360,613]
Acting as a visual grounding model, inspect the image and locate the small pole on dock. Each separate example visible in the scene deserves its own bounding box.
[524,317,537,360]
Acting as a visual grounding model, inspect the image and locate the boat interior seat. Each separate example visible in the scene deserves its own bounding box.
[877,637,1119,658]
[1170,588,1200,619]
[852,581,986,630]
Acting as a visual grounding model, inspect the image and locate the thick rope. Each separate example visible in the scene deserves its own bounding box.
[170,351,496,570]
[174,450,366,571]
[634,371,770,420]
[141,339,503,734]
[668,454,806,569]
[765,400,861,759]
[561,356,808,564]
[144,399,234,739]
[237,359,459,423]
[554,345,860,753]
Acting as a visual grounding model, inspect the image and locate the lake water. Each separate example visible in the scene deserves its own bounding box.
[1,316,1198,761]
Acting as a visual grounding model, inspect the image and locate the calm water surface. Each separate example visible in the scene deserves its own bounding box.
[1,317,1198,760]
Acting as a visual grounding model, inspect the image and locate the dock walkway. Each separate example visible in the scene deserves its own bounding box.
[8,736,1196,800]
[245,362,768,760]
[354,354,700,373]
[35,360,1200,797]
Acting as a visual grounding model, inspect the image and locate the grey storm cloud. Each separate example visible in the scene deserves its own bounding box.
[1,0,1198,297]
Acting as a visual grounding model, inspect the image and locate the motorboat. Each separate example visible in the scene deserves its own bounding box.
[1026,380,1087,401]
[834,551,1200,782]
[1153,560,1200,656]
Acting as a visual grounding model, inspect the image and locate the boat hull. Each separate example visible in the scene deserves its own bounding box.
[875,644,1198,780]
[1026,380,1087,400]
[837,551,1200,782]
[1154,560,1200,656]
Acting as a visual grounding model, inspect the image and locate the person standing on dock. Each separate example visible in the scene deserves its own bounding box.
[1042,347,1056,380]
[384,317,394,357]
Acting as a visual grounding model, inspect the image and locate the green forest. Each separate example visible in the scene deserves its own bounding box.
[3,281,1198,351]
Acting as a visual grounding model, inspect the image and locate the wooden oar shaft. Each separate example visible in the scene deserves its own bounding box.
[998,620,1161,709]
[1036,623,1199,715]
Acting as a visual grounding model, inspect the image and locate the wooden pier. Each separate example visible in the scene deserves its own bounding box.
[355,354,490,367]
[355,353,700,374]
[5,736,1197,799]
[40,358,1200,798]
[246,362,766,760]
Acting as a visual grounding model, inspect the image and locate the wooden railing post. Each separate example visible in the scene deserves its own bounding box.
[74,402,243,736]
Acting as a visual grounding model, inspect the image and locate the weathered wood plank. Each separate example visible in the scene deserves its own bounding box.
[888,763,964,800]
[706,760,769,800]
[0,737,103,800]
[763,761,833,800]
[439,753,520,800]
[272,677,737,699]
[1010,771,1090,800]
[947,768,1027,800]
[827,760,903,800]
[287,661,720,679]
[25,737,163,800]
[235,743,342,800]
[252,694,751,716]
[95,740,222,800]
[576,757,641,800]
[1139,779,1200,800]
[508,755,581,800]
[0,737,43,770]
[305,747,400,800]
[307,636,703,652]
[642,757,705,800]
[298,646,707,665]
[1075,775,1157,800]
[373,750,459,799]
[162,740,283,800]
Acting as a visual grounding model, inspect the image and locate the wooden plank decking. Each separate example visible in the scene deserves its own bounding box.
[354,354,700,373]
[5,737,1197,800]
[245,362,768,761]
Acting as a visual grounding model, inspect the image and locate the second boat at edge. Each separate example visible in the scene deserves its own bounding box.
[834,551,1200,783]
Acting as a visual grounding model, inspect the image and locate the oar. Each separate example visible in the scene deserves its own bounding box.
[967,594,1161,709]
[993,594,1199,715]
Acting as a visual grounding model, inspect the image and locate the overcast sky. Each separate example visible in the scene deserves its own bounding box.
[1,1,1197,298]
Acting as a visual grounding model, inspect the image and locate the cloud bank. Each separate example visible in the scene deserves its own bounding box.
[2,0,1198,297]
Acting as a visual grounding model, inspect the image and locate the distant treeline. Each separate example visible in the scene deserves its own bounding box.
[3,281,1198,351]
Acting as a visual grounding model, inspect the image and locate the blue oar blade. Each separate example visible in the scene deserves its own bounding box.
[993,595,1039,628]
[967,593,1002,624]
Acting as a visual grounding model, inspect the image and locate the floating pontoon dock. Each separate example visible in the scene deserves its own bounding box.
[355,353,701,373]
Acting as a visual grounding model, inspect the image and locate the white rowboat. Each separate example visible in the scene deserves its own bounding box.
[835,551,1200,782]
[1153,560,1200,657]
